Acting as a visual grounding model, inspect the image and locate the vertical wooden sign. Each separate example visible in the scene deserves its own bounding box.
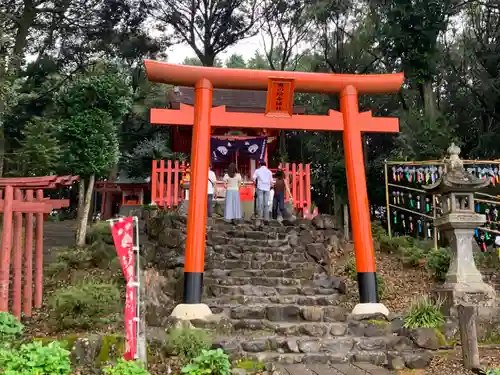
[265,78,295,117]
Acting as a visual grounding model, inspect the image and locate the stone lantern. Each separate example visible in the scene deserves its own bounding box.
[423,143,495,316]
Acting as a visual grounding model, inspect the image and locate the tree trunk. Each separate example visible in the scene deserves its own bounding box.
[343,203,350,241]
[420,80,438,123]
[76,175,95,247]
[75,179,85,241]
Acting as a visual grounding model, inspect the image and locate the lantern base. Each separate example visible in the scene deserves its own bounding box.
[351,302,389,318]
[170,303,213,321]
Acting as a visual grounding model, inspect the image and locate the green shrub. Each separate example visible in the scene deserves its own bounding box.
[167,327,212,360]
[56,247,93,269]
[49,282,121,330]
[376,274,386,298]
[426,247,451,281]
[86,221,114,245]
[0,312,24,342]
[403,296,444,329]
[0,340,71,375]
[103,359,150,375]
[181,349,231,375]
[487,369,500,375]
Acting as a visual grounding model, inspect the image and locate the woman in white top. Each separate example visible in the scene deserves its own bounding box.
[223,162,242,221]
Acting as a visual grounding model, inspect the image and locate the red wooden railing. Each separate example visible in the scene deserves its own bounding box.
[152,160,313,214]
[0,176,78,319]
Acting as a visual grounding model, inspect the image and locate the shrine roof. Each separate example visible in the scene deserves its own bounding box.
[169,87,305,113]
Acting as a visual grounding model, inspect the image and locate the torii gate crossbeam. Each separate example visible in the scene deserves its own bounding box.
[145,60,404,318]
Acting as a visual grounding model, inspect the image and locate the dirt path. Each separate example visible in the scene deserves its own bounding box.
[43,220,77,262]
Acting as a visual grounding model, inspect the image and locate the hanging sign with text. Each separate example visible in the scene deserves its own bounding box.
[265,78,295,117]
[110,216,137,360]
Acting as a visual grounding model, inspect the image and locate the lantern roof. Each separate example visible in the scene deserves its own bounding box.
[423,143,490,193]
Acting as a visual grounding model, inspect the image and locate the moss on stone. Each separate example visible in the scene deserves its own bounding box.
[234,359,265,371]
[366,319,389,327]
[434,328,448,347]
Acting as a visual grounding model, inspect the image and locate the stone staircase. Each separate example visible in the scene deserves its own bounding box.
[145,215,433,371]
[200,219,430,368]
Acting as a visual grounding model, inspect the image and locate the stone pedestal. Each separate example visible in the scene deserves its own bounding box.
[432,213,496,317]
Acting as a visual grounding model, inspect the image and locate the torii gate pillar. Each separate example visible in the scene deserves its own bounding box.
[145,61,404,319]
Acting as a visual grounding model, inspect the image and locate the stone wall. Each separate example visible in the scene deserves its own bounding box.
[142,213,349,326]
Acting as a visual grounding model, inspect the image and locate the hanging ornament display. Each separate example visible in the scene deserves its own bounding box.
[409,216,414,233]
[409,193,414,209]
[417,219,423,234]
[425,197,431,213]
[427,222,432,238]
[416,196,421,210]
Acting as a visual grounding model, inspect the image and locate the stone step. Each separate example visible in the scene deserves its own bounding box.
[218,304,347,323]
[208,236,291,248]
[215,334,404,356]
[205,294,343,307]
[209,252,308,263]
[207,229,289,241]
[208,244,297,255]
[206,260,323,272]
[207,284,339,298]
[205,268,326,280]
[205,275,332,288]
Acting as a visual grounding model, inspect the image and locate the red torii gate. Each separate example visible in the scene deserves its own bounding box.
[145,60,403,315]
[0,176,78,319]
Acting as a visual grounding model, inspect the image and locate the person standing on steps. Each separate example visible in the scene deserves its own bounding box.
[223,162,242,222]
[253,160,273,220]
[207,164,217,218]
[272,169,293,220]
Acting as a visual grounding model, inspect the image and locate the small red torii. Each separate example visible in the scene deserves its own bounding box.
[0,176,78,319]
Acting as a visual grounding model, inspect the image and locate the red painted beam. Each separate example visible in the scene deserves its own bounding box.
[144,60,404,95]
[150,105,399,133]
[42,198,70,209]
[0,200,52,213]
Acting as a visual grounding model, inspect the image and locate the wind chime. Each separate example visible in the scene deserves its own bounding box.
[466,165,500,185]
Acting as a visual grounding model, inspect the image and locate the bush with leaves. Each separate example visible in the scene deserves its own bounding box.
[49,282,121,330]
[103,359,150,375]
[487,369,500,375]
[0,312,24,342]
[403,296,444,329]
[0,341,71,375]
[167,327,212,360]
[181,349,231,375]
[426,247,451,281]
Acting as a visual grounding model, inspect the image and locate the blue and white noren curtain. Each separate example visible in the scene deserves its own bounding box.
[210,136,267,162]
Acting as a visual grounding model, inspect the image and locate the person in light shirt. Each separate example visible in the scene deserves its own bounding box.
[252,160,273,220]
[207,164,217,217]
[223,162,242,221]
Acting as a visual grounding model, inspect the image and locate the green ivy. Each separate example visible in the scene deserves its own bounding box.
[103,359,150,375]
[181,349,231,375]
[0,312,24,342]
[0,341,71,375]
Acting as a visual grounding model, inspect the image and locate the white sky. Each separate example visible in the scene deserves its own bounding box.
[165,35,264,64]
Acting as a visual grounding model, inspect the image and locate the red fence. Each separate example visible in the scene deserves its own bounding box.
[151,160,312,214]
[0,176,78,319]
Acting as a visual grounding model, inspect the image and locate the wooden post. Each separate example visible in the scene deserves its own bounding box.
[458,304,481,370]
[23,190,34,317]
[384,160,392,239]
[12,188,23,319]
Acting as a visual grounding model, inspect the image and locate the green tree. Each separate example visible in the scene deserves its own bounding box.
[225,54,247,68]
[10,117,61,177]
[56,71,132,246]
[144,0,260,66]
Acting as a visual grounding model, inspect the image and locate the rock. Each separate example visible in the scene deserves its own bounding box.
[328,277,347,294]
[350,312,388,322]
[299,324,328,337]
[408,328,440,350]
[266,306,301,321]
[388,336,414,352]
[387,353,406,370]
[157,227,185,248]
[305,243,326,263]
[232,368,247,375]
[355,337,387,351]
[297,340,321,353]
[70,335,102,366]
[144,269,175,327]
[300,307,323,322]
[242,340,267,352]
[403,351,433,369]
[285,339,300,353]
[330,323,347,336]
[321,338,354,355]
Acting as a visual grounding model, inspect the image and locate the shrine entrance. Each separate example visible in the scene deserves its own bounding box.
[144,60,403,316]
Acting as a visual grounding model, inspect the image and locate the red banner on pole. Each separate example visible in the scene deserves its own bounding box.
[110,217,137,360]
